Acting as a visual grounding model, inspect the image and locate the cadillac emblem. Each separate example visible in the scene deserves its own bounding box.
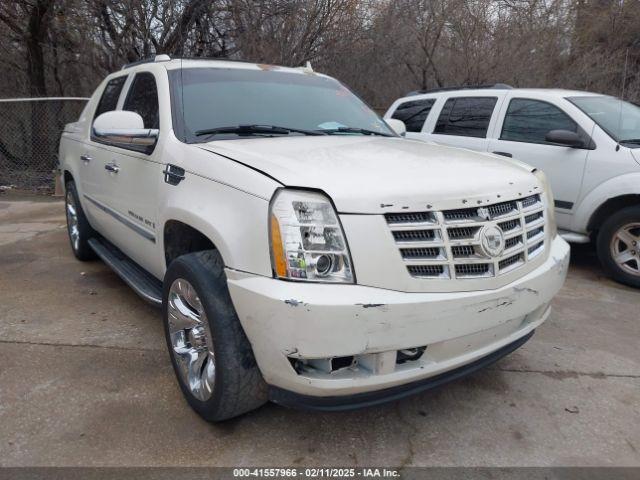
[480,224,505,257]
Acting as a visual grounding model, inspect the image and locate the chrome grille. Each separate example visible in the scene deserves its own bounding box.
[407,265,446,278]
[385,212,436,225]
[448,226,481,240]
[499,252,524,271]
[451,245,475,258]
[521,195,539,209]
[443,198,518,221]
[386,194,546,280]
[488,200,518,218]
[527,226,544,240]
[525,211,543,224]
[528,241,544,257]
[505,235,523,250]
[455,263,492,277]
[499,219,520,232]
[443,209,476,221]
[400,247,441,259]
[392,229,437,242]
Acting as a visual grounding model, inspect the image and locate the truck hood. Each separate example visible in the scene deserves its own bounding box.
[198,136,539,213]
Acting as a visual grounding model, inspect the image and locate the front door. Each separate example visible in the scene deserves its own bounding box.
[487,97,592,219]
[91,71,164,277]
[80,75,129,232]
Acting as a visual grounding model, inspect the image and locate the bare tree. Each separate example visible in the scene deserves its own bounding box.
[0,0,56,96]
[0,0,639,108]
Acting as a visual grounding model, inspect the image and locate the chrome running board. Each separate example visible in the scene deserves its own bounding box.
[88,237,162,306]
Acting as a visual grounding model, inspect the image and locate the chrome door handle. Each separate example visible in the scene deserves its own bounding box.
[80,154,92,163]
[492,151,513,158]
[104,163,120,173]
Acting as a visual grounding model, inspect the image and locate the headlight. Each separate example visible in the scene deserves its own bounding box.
[269,189,354,283]
[533,169,557,238]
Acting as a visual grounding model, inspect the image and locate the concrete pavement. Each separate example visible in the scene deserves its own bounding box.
[1,195,639,467]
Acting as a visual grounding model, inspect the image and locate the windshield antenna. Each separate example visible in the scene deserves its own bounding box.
[616,48,630,151]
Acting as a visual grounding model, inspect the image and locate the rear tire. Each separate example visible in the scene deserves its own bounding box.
[163,250,268,421]
[65,180,96,261]
[596,206,640,288]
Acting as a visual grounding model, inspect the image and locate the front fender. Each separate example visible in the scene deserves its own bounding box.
[572,172,640,233]
[158,172,275,279]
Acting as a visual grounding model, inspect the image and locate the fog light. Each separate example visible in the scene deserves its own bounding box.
[396,346,427,364]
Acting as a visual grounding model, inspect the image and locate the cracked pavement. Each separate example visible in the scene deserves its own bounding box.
[0,195,639,467]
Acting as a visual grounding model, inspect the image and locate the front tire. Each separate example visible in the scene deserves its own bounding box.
[163,250,268,421]
[65,180,96,261]
[596,206,640,288]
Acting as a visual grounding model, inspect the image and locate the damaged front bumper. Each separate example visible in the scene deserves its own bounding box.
[226,236,570,405]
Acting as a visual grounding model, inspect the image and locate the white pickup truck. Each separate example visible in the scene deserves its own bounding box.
[59,56,569,421]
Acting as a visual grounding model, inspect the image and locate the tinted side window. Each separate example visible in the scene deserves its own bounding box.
[391,99,435,132]
[434,97,498,138]
[501,99,577,144]
[94,76,127,119]
[123,72,159,129]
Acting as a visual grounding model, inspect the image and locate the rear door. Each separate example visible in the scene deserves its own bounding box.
[426,94,505,151]
[487,95,592,215]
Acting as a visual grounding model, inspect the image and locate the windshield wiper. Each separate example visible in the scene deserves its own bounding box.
[195,124,325,138]
[319,127,394,137]
[619,138,640,145]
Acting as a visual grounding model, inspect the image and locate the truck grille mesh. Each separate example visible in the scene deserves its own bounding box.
[386,194,547,279]
[385,212,436,225]
[455,263,491,277]
[499,219,520,232]
[392,229,437,242]
[407,265,445,277]
[451,245,475,257]
[448,226,480,239]
[400,247,441,259]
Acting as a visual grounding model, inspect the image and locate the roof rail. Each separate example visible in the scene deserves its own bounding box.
[121,54,171,70]
[405,83,513,97]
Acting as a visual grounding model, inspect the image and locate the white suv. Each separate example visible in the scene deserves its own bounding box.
[59,57,569,421]
[386,87,640,287]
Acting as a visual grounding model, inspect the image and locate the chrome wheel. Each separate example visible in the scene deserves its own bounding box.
[610,223,640,277]
[167,278,216,401]
[65,190,80,252]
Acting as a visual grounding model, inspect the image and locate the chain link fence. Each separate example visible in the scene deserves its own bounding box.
[0,98,88,193]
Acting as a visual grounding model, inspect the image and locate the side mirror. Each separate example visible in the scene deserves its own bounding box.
[545,129,584,148]
[92,111,158,152]
[386,118,407,137]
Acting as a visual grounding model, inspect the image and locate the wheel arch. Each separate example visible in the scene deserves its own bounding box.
[587,194,640,233]
[63,169,74,186]
[571,173,640,234]
[163,219,220,269]
[159,182,273,278]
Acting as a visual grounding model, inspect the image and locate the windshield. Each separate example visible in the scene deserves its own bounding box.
[568,95,640,146]
[169,67,393,142]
